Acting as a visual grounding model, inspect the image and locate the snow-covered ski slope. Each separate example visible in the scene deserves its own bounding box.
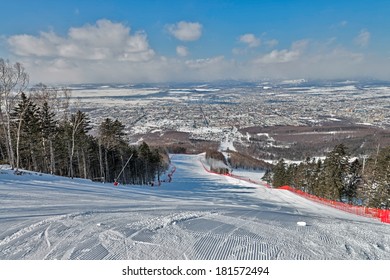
[0,154,389,260]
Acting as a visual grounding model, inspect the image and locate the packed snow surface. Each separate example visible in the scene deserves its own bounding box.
[1,154,389,260]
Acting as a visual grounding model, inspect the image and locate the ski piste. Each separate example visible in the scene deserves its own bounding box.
[0,153,389,260]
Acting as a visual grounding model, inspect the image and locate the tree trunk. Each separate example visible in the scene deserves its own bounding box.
[82,149,87,179]
[70,126,78,179]
[98,140,105,182]
[5,108,15,169]
[0,121,10,165]
[49,139,55,174]
[41,136,48,173]
[68,141,73,178]
[104,149,109,182]
[15,116,24,171]
[29,142,38,172]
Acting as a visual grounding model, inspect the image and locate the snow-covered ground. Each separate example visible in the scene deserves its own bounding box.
[0,154,389,260]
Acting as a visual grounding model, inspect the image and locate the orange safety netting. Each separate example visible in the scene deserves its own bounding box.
[278,185,390,224]
[200,160,389,224]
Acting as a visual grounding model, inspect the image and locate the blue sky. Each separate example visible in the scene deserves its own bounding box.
[1,0,389,83]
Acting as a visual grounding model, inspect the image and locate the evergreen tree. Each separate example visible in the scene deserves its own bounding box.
[39,101,57,174]
[364,146,390,208]
[262,169,272,184]
[138,142,152,184]
[54,120,72,177]
[345,159,362,203]
[272,159,287,187]
[311,159,324,196]
[148,147,163,183]
[68,110,91,178]
[11,92,41,171]
[286,163,298,188]
[2,61,168,185]
[98,118,126,182]
[322,144,350,200]
[11,92,30,170]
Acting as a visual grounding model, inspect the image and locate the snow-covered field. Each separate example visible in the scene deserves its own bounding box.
[1,154,389,260]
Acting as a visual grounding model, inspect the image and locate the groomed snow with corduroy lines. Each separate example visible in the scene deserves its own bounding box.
[0,154,389,260]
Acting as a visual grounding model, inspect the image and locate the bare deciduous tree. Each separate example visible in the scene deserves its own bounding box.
[0,59,29,169]
[30,83,71,119]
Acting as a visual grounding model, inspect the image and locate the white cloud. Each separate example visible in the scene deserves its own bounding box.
[183,56,238,81]
[331,20,348,29]
[176,45,188,57]
[8,19,155,62]
[340,20,348,27]
[232,47,246,55]
[167,21,202,41]
[354,29,370,47]
[291,40,309,50]
[265,39,279,48]
[3,20,389,84]
[257,49,300,63]
[255,40,308,64]
[239,34,260,48]
[7,31,61,57]
[245,42,371,81]
[245,39,376,80]
[185,56,225,69]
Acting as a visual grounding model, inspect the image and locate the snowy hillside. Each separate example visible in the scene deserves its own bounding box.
[0,154,389,260]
